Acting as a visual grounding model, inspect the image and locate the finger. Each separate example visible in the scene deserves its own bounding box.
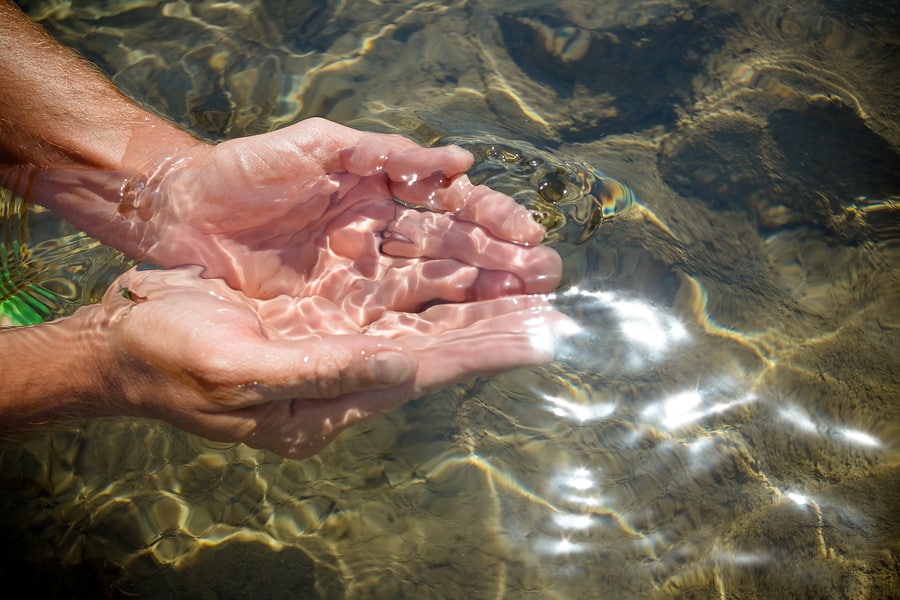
[206,334,418,409]
[381,210,562,294]
[366,294,555,336]
[391,173,546,245]
[411,307,572,388]
[470,270,526,300]
[382,144,475,181]
[299,230,482,321]
[371,301,575,393]
[351,259,480,315]
[305,259,479,326]
[340,134,474,179]
[324,200,395,265]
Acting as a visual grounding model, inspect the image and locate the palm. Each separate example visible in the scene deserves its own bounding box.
[137,118,555,301]
[107,266,566,458]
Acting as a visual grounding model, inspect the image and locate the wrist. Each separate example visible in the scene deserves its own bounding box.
[115,123,207,257]
[0,304,129,433]
[4,119,206,262]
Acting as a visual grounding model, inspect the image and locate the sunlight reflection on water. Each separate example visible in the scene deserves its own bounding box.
[1,0,898,597]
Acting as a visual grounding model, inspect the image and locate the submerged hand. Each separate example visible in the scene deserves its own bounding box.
[106,265,569,458]
[120,117,558,300]
[105,120,567,457]
[0,8,568,453]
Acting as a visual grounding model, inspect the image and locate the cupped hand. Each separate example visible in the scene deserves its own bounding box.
[106,265,571,458]
[123,117,559,300]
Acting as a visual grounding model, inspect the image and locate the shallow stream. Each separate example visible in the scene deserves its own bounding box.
[1,0,898,597]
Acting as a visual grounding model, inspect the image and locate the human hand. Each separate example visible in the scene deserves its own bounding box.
[105,265,570,458]
[120,117,558,300]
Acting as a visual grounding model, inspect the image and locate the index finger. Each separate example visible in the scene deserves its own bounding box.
[339,133,474,179]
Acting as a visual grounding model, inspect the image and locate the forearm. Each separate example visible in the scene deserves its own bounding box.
[0,0,200,256]
[1,1,167,169]
[0,305,125,435]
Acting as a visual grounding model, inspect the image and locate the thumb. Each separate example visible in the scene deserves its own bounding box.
[213,335,418,407]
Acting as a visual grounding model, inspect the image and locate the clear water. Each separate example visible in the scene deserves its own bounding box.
[1,0,898,598]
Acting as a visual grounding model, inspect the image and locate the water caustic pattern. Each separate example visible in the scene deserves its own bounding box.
[0,187,129,326]
[2,0,899,598]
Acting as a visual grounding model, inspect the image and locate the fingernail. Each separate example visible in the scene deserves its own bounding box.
[371,351,416,385]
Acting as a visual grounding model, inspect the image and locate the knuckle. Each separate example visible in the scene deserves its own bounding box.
[309,351,350,398]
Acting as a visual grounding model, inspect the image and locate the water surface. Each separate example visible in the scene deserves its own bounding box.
[1,0,898,598]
